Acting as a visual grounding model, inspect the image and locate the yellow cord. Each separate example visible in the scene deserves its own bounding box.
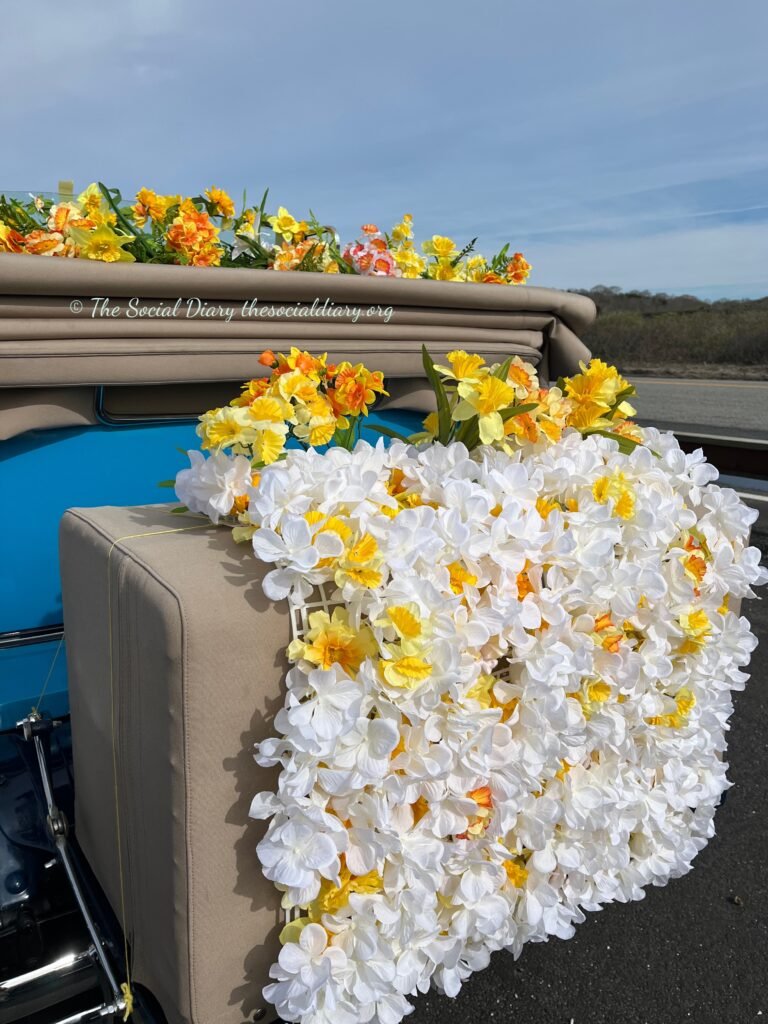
[106,521,213,1017]
[31,629,66,716]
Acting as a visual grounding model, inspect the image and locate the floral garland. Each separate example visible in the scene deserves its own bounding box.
[0,184,530,283]
[174,349,765,1024]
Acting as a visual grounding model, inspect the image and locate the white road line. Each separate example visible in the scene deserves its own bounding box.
[637,428,768,447]
[630,378,768,389]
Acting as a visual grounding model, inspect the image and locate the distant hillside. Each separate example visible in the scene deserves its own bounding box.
[575,286,768,378]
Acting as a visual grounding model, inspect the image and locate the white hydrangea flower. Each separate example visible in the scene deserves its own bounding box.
[174,449,252,523]
[213,430,767,1024]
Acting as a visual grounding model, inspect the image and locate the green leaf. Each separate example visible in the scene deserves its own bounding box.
[493,355,514,381]
[170,505,189,515]
[500,402,539,421]
[366,423,413,444]
[157,479,176,488]
[583,428,645,455]
[422,345,452,444]
[454,415,480,450]
[451,236,477,267]
[332,422,355,450]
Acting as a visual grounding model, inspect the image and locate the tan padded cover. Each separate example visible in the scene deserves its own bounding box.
[60,504,286,1024]
[0,255,595,390]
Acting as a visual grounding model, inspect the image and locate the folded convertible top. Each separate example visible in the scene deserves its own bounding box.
[0,255,595,436]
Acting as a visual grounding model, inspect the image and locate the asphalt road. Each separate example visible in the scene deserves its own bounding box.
[629,377,768,440]
[412,530,768,1024]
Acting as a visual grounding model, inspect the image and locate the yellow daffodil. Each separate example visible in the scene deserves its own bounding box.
[434,349,487,382]
[247,395,291,463]
[565,360,634,431]
[335,533,384,589]
[381,654,432,689]
[453,376,518,444]
[76,183,109,220]
[463,254,488,283]
[197,406,259,451]
[293,394,340,447]
[447,561,478,594]
[68,224,136,263]
[422,235,458,259]
[427,257,462,282]
[504,859,529,888]
[305,510,353,545]
[392,246,427,279]
[267,206,305,242]
[308,865,382,921]
[465,673,497,709]
[236,208,258,239]
[287,607,377,675]
[276,368,320,405]
[390,214,414,243]
[678,609,711,655]
[592,471,636,520]
[385,604,422,640]
[647,687,697,728]
[253,427,288,464]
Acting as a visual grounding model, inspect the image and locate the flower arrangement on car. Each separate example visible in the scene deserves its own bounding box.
[173,347,765,1024]
[0,183,531,284]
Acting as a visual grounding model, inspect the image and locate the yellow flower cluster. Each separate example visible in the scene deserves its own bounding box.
[197,347,388,472]
[419,349,639,452]
[2,187,531,285]
[0,183,135,262]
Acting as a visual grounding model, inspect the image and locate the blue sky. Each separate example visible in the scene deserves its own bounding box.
[3,0,767,298]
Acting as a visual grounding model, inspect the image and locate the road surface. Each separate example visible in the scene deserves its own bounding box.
[629,376,768,440]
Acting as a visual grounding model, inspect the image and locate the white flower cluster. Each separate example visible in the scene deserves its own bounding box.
[176,430,765,1024]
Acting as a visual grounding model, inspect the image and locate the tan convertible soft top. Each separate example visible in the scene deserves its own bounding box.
[0,255,595,436]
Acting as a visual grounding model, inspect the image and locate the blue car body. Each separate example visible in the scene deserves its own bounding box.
[0,410,423,727]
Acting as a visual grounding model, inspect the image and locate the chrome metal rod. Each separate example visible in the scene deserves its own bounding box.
[54,833,125,1006]
[32,733,58,821]
[49,1001,121,1024]
[23,723,126,1012]
[0,948,94,998]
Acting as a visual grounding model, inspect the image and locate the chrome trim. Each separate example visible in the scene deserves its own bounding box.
[0,624,64,649]
[93,385,198,426]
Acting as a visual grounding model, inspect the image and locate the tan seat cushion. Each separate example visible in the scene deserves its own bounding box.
[60,504,286,1024]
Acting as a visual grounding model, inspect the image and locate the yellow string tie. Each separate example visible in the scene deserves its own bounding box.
[121,981,134,1020]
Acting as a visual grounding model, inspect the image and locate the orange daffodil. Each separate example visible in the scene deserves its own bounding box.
[172,344,767,1024]
[193,351,389,513]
